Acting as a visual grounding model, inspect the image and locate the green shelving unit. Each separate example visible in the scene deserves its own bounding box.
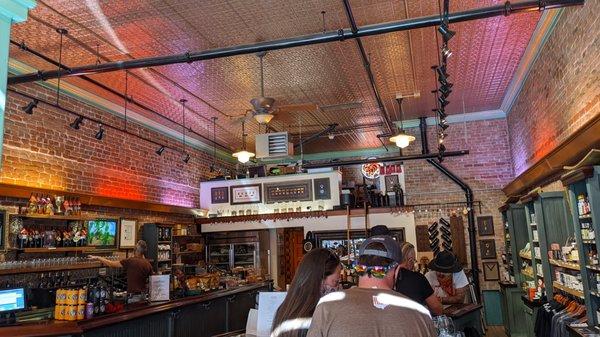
[563,166,600,328]
[499,201,528,337]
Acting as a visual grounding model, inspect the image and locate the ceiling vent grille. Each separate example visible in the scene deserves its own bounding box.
[255,132,293,159]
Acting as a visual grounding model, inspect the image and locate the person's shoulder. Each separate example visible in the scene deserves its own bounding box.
[374,290,432,317]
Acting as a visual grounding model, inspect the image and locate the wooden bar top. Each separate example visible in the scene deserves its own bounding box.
[0,282,271,337]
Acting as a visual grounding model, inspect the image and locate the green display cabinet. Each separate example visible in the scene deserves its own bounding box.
[499,201,529,336]
[563,165,600,328]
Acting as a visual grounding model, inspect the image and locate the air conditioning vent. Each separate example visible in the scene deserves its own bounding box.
[255,132,293,159]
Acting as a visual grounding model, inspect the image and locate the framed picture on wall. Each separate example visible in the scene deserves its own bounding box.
[119,219,137,249]
[230,184,262,205]
[483,262,500,281]
[480,239,497,259]
[384,175,400,193]
[0,210,6,251]
[211,187,229,204]
[477,216,495,236]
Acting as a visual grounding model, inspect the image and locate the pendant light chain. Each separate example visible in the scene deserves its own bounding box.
[181,99,188,154]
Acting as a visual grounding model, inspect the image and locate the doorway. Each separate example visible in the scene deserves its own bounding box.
[278,227,305,287]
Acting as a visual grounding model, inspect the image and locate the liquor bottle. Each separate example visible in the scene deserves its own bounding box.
[39,273,47,289]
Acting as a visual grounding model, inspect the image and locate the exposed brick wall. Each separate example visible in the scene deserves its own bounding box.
[340,118,513,290]
[3,84,233,208]
[507,2,600,176]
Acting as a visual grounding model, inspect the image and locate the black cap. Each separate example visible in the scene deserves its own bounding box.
[359,235,402,263]
[428,250,462,273]
[370,225,390,237]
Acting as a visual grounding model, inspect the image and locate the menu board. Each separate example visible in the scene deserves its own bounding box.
[149,275,170,302]
[264,180,312,204]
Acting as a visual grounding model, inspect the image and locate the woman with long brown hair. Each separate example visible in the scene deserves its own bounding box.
[271,248,341,337]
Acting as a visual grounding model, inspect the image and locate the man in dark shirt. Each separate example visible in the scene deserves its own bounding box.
[90,240,153,296]
[395,242,442,315]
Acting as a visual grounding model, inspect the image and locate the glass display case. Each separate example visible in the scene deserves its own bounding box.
[208,243,259,271]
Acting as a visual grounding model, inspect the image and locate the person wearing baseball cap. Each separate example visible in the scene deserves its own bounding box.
[425,250,469,304]
[306,235,436,337]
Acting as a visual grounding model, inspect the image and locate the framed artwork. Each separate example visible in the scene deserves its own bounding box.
[483,262,500,281]
[230,184,262,205]
[211,187,229,204]
[477,216,495,236]
[480,239,497,259]
[264,180,312,204]
[119,219,137,249]
[0,210,6,251]
[313,178,331,200]
[384,175,400,193]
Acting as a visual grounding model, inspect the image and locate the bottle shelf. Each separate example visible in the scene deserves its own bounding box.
[175,251,203,255]
[12,214,90,221]
[591,291,600,298]
[172,235,203,238]
[519,252,532,260]
[552,282,585,299]
[583,239,597,244]
[521,269,534,278]
[549,259,581,271]
[0,262,103,276]
[587,265,600,272]
[579,214,592,219]
[10,247,113,253]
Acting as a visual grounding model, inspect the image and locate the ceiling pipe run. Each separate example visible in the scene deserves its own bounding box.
[7,0,583,85]
[9,40,232,152]
[293,123,338,150]
[419,117,480,302]
[342,0,394,134]
[302,150,469,169]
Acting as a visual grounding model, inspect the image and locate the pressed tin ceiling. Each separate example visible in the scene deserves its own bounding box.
[8,0,540,154]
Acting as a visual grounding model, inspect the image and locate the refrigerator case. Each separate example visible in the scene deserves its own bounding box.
[208,243,259,271]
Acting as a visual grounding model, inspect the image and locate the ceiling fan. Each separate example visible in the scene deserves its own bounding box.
[238,51,318,125]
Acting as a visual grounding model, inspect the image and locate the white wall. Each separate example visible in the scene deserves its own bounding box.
[201,211,417,250]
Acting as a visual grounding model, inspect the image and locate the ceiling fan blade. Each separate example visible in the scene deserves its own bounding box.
[275,103,318,114]
[230,111,253,125]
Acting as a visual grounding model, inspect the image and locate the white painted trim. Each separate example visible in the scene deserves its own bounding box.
[500,10,563,114]
[395,109,506,129]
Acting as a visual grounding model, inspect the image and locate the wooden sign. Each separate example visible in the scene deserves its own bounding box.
[415,225,431,252]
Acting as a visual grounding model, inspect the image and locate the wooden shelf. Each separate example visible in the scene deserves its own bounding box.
[175,251,203,255]
[519,252,532,260]
[158,241,171,244]
[552,282,585,299]
[579,214,592,219]
[0,262,104,276]
[591,291,600,298]
[12,214,90,221]
[521,269,534,278]
[587,265,600,272]
[173,235,202,238]
[10,247,113,253]
[549,259,581,271]
[583,239,596,244]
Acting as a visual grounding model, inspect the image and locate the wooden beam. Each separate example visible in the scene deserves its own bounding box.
[0,183,195,215]
[503,114,600,196]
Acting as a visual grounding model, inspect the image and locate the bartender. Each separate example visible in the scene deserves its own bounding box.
[425,250,469,304]
[90,240,153,303]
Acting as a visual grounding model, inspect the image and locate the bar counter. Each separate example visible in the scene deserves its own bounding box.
[1,281,272,337]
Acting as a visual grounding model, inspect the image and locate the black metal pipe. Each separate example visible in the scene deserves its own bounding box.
[10,40,232,152]
[293,123,338,150]
[418,117,480,301]
[427,158,479,302]
[8,0,584,85]
[303,150,468,168]
[419,117,429,154]
[342,0,394,134]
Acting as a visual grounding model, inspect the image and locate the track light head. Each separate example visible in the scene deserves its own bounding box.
[433,108,447,119]
[439,119,449,130]
[438,142,446,152]
[95,125,105,140]
[209,164,215,172]
[441,45,452,59]
[436,66,449,82]
[156,146,165,156]
[438,131,447,140]
[438,24,455,42]
[439,85,452,97]
[183,153,190,163]
[70,116,84,130]
[21,99,39,114]
[438,96,450,108]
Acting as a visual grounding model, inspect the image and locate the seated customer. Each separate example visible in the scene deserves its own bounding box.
[425,250,469,304]
[307,236,436,337]
[271,248,341,337]
[395,242,442,315]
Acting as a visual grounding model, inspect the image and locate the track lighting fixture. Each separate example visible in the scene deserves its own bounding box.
[439,86,452,98]
[433,108,447,119]
[438,24,455,42]
[70,116,84,130]
[441,45,452,59]
[95,125,105,140]
[156,146,165,156]
[439,119,449,130]
[21,99,38,114]
[438,142,446,152]
[436,66,449,83]
[438,131,447,140]
[438,96,450,108]
[183,153,190,163]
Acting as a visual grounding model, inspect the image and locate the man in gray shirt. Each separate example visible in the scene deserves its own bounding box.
[307,235,437,337]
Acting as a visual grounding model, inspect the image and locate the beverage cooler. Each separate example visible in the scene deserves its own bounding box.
[208,243,259,271]
[313,229,404,257]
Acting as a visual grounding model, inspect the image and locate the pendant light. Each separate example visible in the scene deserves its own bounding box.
[389,98,415,149]
[232,120,255,164]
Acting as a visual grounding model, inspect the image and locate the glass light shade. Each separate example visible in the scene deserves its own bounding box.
[254,113,274,124]
[232,150,255,163]
[389,132,415,149]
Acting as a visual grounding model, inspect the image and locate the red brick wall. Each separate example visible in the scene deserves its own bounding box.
[340,118,513,290]
[507,2,600,176]
[3,84,233,208]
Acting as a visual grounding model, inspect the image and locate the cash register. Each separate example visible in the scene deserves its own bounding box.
[0,287,26,326]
